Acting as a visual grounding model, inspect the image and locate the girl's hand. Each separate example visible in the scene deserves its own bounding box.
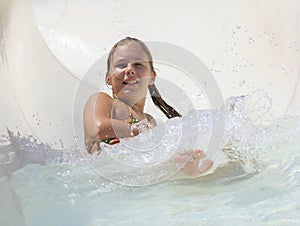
[172,150,214,177]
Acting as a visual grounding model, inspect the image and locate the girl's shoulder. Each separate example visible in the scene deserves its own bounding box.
[88,91,113,101]
[84,92,114,119]
[83,92,114,140]
[85,92,113,108]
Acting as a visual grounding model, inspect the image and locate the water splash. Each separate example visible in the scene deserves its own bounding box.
[1,92,300,225]
[0,92,279,179]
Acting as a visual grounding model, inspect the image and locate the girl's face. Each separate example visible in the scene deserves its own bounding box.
[107,42,156,103]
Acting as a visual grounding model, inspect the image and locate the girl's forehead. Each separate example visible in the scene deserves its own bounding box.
[112,42,149,62]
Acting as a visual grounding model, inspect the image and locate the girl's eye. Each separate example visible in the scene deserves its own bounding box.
[115,62,145,69]
[117,64,127,69]
[134,63,144,68]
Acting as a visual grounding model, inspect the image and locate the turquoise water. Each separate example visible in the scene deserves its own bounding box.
[1,96,300,226]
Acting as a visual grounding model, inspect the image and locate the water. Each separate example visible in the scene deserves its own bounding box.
[1,95,299,225]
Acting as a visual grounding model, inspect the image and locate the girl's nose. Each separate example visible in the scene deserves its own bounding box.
[125,63,135,76]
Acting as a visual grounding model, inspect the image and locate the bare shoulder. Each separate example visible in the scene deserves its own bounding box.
[84,92,112,110]
[83,92,113,137]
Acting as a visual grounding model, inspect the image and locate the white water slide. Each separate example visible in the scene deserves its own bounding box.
[0,1,299,225]
[1,0,299,148]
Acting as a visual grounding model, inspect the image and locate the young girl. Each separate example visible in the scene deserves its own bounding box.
[83,37,213,177]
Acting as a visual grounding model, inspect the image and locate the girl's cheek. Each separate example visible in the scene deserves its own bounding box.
[112,70,125,80]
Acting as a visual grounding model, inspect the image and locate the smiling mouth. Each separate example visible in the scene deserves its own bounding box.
[123,80,139,85]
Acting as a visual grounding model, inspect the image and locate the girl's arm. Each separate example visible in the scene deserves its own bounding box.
[84,92,137,144]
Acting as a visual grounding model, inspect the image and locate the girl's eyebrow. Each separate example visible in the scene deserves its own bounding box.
[114,58,126,64]
[115,58,147,64]
[134,58,146,62]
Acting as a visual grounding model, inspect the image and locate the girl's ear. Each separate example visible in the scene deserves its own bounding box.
[106,75,112,85]
[150,71,156,85]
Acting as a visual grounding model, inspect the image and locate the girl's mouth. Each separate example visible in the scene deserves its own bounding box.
[123,80,139,85]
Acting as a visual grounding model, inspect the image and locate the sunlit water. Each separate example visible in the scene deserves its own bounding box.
[1,95,300,226]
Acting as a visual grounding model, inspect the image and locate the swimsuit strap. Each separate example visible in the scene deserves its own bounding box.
[114,97,140,124]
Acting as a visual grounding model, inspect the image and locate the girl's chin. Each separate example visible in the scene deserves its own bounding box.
[117,91,146,102]
[120,84,145,94]
[122,86,139,92]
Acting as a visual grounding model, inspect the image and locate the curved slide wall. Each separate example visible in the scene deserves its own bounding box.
[1,0,300,148]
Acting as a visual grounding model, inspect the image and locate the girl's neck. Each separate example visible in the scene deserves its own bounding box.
[114,96,146,116]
